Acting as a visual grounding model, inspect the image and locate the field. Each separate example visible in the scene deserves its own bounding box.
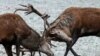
[0,0,100,56]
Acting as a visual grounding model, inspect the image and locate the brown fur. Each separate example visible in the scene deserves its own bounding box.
[0,13,53,56]
[0,13,31,56]
[20,27,54,56]
[0,13,31,39]
[45,7,100,56]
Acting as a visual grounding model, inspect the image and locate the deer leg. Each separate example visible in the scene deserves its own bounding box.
[70,38,80,56]
[16,43,20,56]
[65,42,79,56]
[65,40,78,56]
[3,44,13,56]
[32,51,35,56]
[16,38,20,56]
[39,51,41,56]
[64,29,80,56]
[39,42,54,56]
[30,51,33,56]
[21,51,25,56]
[70,48,80,56]
[64,38,79,56]
[70,30,80,56]
[19,46,26,56]
[64,41,72,56]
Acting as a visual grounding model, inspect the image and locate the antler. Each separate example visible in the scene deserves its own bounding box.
[42,13,50,38]
[42,13,50,28]
[14,4,36,15]
[15,3,50,36]
[14,4,50,27]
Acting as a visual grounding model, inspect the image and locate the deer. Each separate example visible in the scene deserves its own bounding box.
[0,13,33,56]
[40,7,100,56]
[14,4,53,56]
[0,4,53,56]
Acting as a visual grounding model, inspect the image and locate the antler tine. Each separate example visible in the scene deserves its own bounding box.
[42,13,50,28]
[42,15,50,39]
[19,4,27,7]
[25,4,34,15]
[14,8,28,14]
[27,4,33,7]
[14,4,33,14]
[26,4,43,16]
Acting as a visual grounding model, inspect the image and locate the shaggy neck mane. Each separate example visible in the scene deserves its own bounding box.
[50,12,73,29]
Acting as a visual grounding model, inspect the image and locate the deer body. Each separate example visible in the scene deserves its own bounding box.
[45,7,100,56]
[0,13,30,42]
[0,12,53,56]
[0,13,31,56]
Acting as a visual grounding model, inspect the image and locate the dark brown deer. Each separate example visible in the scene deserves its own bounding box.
[14,4,53,56]
[0,5,53,56]
[42,7,100,56]
[0,13,32,56]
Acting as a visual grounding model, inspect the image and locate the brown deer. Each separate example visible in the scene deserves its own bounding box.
[0,13,32,56]
[42,7,100,56]
[14,4,53,56]
[0,5,53,56]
